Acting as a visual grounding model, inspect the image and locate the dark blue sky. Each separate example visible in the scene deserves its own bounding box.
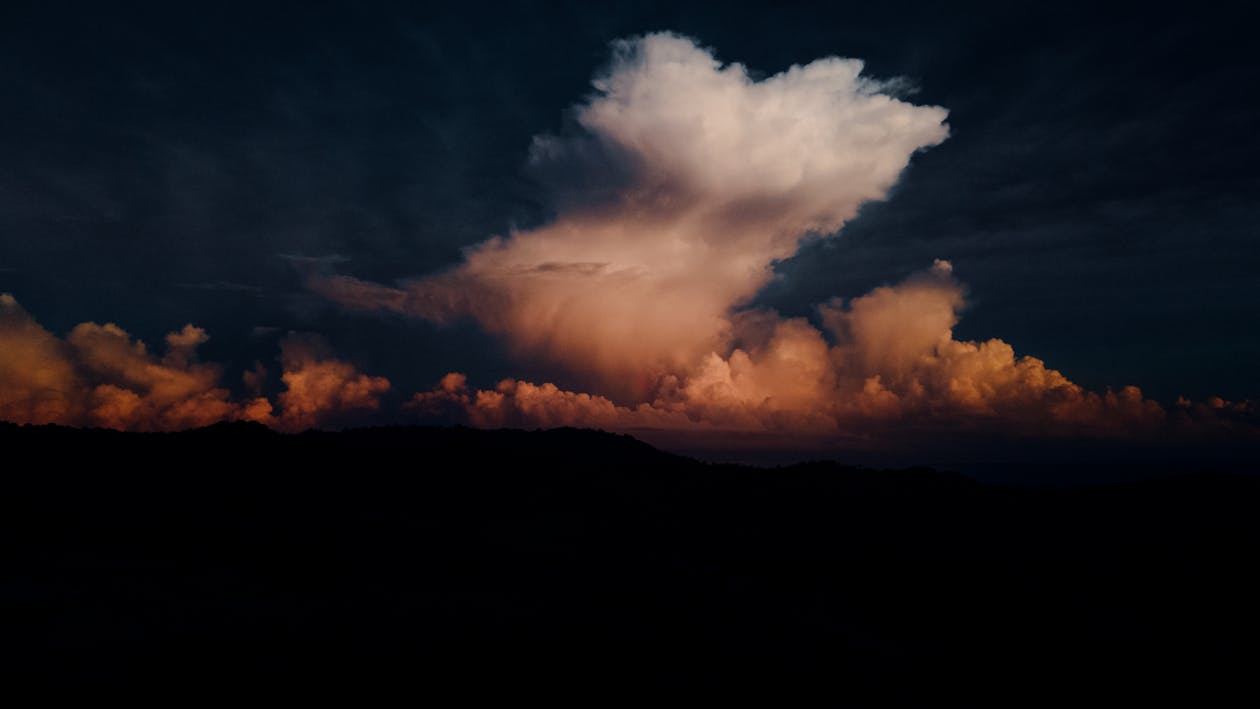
[2,0,1257,406]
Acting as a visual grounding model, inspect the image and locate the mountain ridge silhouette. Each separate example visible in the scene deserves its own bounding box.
[2,422,1257,701]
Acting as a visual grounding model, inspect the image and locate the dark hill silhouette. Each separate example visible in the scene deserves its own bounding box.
[2,422,1258,701]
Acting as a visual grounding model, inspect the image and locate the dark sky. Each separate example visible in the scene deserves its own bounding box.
[2,0,1257,406]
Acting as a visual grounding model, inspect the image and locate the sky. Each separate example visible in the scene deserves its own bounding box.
[1,1,1258,467]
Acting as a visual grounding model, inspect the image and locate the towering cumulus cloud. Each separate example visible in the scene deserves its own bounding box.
[314,33,949,400]
[315,32,1191,442]
[0,294,388,432]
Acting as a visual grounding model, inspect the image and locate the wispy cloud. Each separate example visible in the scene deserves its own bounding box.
[278,253,351,265]
[174,280,264,293]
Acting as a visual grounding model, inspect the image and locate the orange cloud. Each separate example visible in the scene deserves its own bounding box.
[410,262,1172,441]
[411,373,693,431]
[0,294,244,430]
[271,334,391,431]
[0,294,389,432]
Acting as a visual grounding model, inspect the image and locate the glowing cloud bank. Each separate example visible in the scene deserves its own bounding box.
[409,261,1175,440]
[0,293,388,432]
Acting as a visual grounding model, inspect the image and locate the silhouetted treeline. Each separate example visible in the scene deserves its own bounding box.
[2,421,1258,702]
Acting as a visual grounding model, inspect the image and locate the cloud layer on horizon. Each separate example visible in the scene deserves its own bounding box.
[0,293,388,432]
[409,261,1186,441]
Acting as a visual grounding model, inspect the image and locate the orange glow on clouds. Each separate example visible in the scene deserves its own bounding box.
[408,262,1171,440]
[1,34,1255,446]
[0,293,387,432]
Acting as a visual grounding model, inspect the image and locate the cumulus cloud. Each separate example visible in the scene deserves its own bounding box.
[0,293,389,431]
[0,295,246,430]
[318,33,1187,442]
[312,32,950,400]
[410,372,692,431]
[411,262,1170,441]
[0,293,87,425]
[271,334,391,431]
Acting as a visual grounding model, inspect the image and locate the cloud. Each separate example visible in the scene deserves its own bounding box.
[173,280,265,293]
[4,33,1245,450]
[0,293,389,431]
[0,298,250,430]
[271,334,391,431]
[278,253,350,266]
[318,33,1184,442]
[0,293,86,426]
[410,372,692,431]
[410,262,1171,441]
[312,32,950,400]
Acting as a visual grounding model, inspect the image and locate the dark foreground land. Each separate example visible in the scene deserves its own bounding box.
[3,422,1259,700]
